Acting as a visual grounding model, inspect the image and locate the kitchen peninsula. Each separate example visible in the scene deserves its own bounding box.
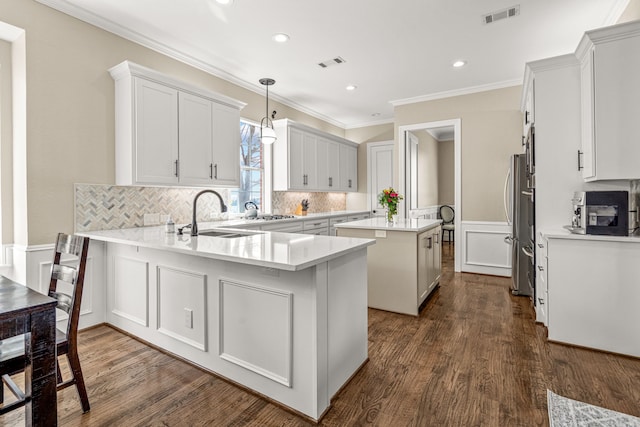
[335,218,442,316]
[78,226,374,422]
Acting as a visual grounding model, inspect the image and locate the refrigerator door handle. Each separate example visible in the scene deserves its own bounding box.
[521,246,534,258]
[503,169,512,224]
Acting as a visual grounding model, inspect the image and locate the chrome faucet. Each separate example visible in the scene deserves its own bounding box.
[190,189,227,236]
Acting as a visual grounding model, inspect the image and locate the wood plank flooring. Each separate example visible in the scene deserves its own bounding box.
[3,242,640,426]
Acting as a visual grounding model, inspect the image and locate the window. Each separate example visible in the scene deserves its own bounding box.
[229,120,270,213]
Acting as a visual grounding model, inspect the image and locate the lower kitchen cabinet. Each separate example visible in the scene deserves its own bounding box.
[336,220,442,316]
[417,227,441,305]
[546,234,640,357]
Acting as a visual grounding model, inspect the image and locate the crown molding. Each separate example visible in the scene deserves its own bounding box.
[390,79,522,107]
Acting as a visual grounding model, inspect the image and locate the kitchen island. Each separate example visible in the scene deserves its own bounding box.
[335,218,442,316]
[78,226,375,422]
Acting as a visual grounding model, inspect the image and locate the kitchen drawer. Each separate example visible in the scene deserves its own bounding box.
[303,229,329,236]
[261,221,303,233]
[347,214,370,222]
[329,216,349,226]
[303,218,329,231]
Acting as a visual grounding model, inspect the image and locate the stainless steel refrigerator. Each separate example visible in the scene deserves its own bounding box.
[504,154,534,297]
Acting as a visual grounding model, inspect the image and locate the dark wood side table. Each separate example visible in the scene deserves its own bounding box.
[0,276,58,426]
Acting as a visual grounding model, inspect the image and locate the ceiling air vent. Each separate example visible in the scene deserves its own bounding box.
[483,5,520,24]
[318,57,346,69]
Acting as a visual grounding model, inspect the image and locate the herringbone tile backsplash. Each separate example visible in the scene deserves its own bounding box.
[75,184,348,232]
[75,184,229,231]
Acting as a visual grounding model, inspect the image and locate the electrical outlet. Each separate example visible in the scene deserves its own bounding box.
[375,230,387,238]
[143,213,160,226]
[184,308,193,329]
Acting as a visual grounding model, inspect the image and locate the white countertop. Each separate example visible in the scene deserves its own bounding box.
[79,226,375,271]
[540,227,640,243]
[333,217,442,233]
[202,210,371,229]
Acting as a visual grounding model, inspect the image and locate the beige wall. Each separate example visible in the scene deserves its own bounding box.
[415,130,438,208]
[0,0,346,245]
[437,139,454,205]
[0,40,13,244]
[395,86,522,222]
[618,0,640,22]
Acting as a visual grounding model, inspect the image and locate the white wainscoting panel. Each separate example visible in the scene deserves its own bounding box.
[460,221,511,277]
[113,256,149,326]
[219,279,293,387]
[157,265,207,351]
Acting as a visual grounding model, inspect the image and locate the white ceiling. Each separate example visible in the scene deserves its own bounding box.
[37,0,628,128]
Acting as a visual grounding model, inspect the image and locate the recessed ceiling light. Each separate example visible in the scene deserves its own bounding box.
[453,60,467,68]
[216,0,233,4]
[346,85,357,91]
[272,33,290,43]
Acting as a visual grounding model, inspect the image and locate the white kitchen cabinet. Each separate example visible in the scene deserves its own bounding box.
[522,54,589,326]
[317,138,340,191]
[576,21,640,181]
[110,60,245,187]
[545,234,640,358]
[273,119,358,192]
[339,144,358,191]
[211,102,242,186]
[534,236,548,326]
[417,226,442,305]
[302,218,329,236]
[178,91,213,186]
[133,78,179,185]
[285,127,317,190]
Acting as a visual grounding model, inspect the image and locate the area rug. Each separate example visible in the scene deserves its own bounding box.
[548,389,640,426]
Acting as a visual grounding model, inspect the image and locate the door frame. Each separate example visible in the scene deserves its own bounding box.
[398,119,461,272]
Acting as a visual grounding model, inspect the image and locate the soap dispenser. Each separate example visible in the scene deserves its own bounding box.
[165,216,175,233]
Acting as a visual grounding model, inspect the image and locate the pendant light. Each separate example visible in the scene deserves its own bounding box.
[259,78,277,145]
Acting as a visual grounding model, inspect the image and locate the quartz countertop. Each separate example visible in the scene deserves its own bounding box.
[78,226,375,271]
[540,227,640,243]
[334,217,442,233]
[191,210,371,229]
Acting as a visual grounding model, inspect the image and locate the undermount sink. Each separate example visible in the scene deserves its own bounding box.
[198,230,262,239]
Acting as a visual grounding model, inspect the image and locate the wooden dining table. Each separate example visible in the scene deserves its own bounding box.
[0,276,58,426]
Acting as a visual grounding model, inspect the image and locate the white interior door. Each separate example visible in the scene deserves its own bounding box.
[367,142,394,216]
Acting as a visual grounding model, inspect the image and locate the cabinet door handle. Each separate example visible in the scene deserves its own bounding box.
[426,237,433,249]
[434,233,439,244]
[174,160,179,177]
[537,243,544,248]
[538,297,544,305]
[214,164,218,180]
[209,163,213,179]
[525,111,529,125]
[329,177,333,187]
[577,150,583,171]
[348,179,352,188]
[537,265,544,271]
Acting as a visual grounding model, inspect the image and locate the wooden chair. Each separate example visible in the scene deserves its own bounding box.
[439,205,455,244]
[0,233,91,414]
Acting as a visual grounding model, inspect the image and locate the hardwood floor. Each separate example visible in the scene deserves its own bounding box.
[3,243,639,426]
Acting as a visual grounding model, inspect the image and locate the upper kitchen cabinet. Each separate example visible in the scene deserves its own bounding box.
[339,143,358,191]
[109,61,246,187]
[272,119,358,192]
[576,21,640,181]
